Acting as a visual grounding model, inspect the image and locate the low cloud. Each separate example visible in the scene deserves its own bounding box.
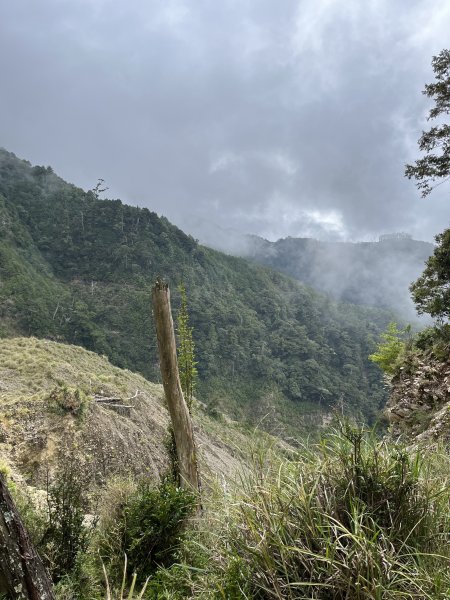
[0,0,449,244]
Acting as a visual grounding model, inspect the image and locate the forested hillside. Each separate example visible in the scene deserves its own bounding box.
[0,149,392,432]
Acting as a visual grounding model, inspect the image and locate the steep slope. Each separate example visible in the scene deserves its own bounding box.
[0,149,392,432]
[387,351,450,445]
[0,337,251,486]
[239,235,434,320]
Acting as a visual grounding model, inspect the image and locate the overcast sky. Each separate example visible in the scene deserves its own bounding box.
[0,0,449,243]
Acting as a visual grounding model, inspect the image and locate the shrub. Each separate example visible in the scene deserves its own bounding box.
[99,479,196,585]
[369,322,410,375]
[415,324,450,360]
[48,385,89,417]
[182,426,450,599]
[41,444,94,583]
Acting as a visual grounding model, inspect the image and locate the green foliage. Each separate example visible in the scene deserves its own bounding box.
[165,427,450,599]
[99,480,196,585]
[415,323,450,358]
[405,49,450,197]
[405,49,450,326]
[369,322,408,375]
[164,427,180,484]
[42,446,93,583]
[410,228,450,322]
[0,460,10,477]
[176,284,197,409]
[0,148,392,431]
[23,426,450,600]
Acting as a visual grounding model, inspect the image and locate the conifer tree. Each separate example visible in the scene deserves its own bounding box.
[405,49,450,196]
[177,284,198,410]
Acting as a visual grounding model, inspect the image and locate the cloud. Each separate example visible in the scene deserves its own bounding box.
[0,0,449,244]
[232,194,345,241]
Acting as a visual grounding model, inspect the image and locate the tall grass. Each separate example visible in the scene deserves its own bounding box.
[52,425,450,599]
[168,425,450,599]
[102,556,149,600]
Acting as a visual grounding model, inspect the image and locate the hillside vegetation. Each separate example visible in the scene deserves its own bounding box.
[0,337,271,598]
[374,323,450,445]
[2,338,448,599]
[0,149,392,433]
[0,337,252,486]
[160,427,450,599]
[0,155,447,598]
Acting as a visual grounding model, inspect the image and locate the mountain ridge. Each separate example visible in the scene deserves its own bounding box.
[188,220,433,320]
[0,148,392,433]
[237,234,433,320]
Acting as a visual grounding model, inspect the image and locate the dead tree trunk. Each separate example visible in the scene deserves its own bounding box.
[0,474,55,600]
[152,279,201,495]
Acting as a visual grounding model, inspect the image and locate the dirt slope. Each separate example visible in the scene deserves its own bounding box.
[387,353,450,446]
[0,337,255,489]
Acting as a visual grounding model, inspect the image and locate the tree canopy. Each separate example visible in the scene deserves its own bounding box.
[0,148,392,432]
[410,228,450,322]
[405,49,450,197]
[407,50,450,323]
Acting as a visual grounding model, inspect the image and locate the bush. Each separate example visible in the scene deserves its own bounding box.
[48,385,89,417]
[41,444,94,583]
[369,322,409,375]
[176,426,450,599]
[415,324,450,360]
[99,479,197,586]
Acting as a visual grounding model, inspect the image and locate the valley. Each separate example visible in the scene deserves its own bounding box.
[0,148,393,435]
[0,148,449,599]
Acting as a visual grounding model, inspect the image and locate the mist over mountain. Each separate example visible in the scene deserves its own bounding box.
[245,235,434,321]
[191,221,434,322]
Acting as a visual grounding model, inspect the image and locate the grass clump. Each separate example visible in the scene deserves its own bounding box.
[48,385,89,417]
[170,425,450,599]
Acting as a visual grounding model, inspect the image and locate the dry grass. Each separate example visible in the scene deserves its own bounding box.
[0,337,263,490]
[0,336,160,402]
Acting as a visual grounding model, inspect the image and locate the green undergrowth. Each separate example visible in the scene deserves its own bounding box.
[29,425,449,599]
[157,428,450,599]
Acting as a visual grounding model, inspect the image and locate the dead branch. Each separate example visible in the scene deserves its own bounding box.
[93,389,141,404]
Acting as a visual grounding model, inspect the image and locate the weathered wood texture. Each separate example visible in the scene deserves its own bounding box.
[0,474,55,600]
[152,280,201,494]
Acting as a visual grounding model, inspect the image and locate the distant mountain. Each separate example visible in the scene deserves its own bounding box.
[237,235,434,322]
[0,148,393,434]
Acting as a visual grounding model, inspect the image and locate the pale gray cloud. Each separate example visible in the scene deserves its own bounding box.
[0,0,449,244]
